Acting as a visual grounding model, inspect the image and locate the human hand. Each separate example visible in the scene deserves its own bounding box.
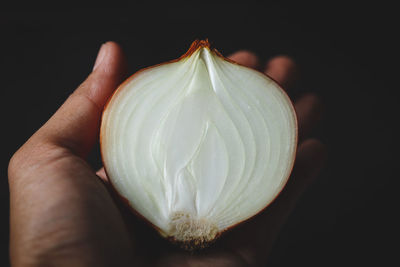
[8,42,326,266]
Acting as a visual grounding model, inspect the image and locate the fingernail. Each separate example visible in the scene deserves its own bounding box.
[93,43,108,71]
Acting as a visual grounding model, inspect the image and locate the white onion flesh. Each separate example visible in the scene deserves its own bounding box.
[100,41,297,246]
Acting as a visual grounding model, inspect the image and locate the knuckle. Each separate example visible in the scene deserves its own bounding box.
[8,149,23,177]
[8,139,63,181]
[8,150,32,181]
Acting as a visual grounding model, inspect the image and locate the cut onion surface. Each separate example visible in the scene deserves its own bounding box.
[100,40,298,249]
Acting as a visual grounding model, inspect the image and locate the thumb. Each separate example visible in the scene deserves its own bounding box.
[37,42,127,157]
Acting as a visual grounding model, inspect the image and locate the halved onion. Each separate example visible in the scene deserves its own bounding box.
[100,40,297,248]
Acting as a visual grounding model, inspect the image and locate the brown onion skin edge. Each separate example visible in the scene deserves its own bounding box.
[99,39,298,249]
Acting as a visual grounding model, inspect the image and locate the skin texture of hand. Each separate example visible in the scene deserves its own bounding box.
[8,42,326,267]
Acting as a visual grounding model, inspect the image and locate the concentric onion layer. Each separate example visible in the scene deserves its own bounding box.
[100,45,297,241]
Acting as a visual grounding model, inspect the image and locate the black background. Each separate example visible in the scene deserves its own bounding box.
[1,3,398,266]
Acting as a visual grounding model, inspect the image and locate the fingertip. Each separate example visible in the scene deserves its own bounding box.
[296,93,323,114]
[266,55,296,70]
[96,167,109,183]
[93,43,108,71]
[93,41,127,76]
[102,41,121,51]
[228,50,260,69]
[265,55,298,89]
[300,138,327,156]
[103,41,128,69]
[295,93,324,140]
[297,138,327,178]
[80,41,128,109]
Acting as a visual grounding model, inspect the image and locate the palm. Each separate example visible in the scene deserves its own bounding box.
[8,43,325,267]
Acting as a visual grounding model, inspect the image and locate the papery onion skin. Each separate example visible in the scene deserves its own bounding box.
[100,39,298,249]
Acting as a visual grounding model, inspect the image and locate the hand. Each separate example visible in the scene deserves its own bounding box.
[8,42,326,266]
